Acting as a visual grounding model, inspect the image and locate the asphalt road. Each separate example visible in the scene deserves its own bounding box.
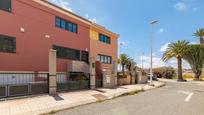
[54,82,204,115]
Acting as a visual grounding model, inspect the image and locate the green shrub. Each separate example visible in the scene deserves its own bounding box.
[153,67,176,79]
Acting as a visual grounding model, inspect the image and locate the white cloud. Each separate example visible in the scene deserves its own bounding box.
[139,56,165,68]
[138,56,190,69]
[189,41,198,44]
[85,13,97,23]
[85,14,89,18]
[166,58,190,69]
[174,2,188,11]
[159,41,198,53]
[193,7,198,11]
[138,41,192,69]
[158,28,164,34]
[49,0,73,12]
[89,18,97,23]
[160,42,170,52]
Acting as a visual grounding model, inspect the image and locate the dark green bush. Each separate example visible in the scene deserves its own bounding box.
[153,67,176,79]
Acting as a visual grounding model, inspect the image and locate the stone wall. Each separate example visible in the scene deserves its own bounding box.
[117,75,131,86]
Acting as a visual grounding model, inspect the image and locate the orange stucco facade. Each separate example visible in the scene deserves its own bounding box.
[0,0,118,73]
[90,25,118,70]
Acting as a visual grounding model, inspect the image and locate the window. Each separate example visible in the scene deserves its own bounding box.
[55,16,78,33]
[98,54,112,64]
[53,45,80,60]
[0,34,16,53]
[68,22,73,32]
[107,57,111,64]
[0,0,11,12]
[81,51,89,63]
[72,24,77,33]
[55,17,61,28]
[60,19,66,29]
[99,34,111,44]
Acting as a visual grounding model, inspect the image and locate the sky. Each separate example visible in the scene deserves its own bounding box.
[49,0,204,69]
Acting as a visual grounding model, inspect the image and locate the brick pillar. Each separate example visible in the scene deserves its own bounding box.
[131,71,136,84]
[131,61,136,84]
[112,60,118,86]
[49,49,57,95]
[136,71,141,84]
[89,57,96,89]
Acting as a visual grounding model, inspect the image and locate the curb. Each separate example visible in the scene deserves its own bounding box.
[41,82,165,115]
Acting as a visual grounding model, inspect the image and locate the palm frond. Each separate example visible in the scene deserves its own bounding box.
[183,45,204,78]
[162,40,189,61]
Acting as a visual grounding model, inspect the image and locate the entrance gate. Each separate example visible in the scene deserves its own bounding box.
[95,61,103,87]
[56,72,90,92]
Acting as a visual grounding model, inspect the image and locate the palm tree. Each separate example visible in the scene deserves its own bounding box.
[162,40,189,81]
[118,54,128,75]
[194,28,204,44]
[125,58,136,71]
[183,45,204,80]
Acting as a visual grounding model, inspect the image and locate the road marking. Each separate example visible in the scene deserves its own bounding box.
[177,90,194,102]
[185,93,193,102]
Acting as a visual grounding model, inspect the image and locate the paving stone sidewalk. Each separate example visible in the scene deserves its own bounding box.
[0,81,165,115]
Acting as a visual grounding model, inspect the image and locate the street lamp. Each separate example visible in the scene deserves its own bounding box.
[119,42,125,72]
[150,20,158,85]
[119,42,126,54]
[141,52,144,71]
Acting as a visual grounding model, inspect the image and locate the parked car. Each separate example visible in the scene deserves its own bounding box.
[147,74,158,81]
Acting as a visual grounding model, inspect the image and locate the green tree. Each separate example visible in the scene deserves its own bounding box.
[118,54,128,75]
[194,28,204,44]
[162,40,189,81]
[153,66,176,79]
[125,58,136,71]
[183,45,204,80]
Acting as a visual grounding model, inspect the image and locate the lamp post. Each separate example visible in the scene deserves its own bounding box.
[141,52,144,71]
[120,42,125,54]
[119,42,125,72]
[150,20,158,85]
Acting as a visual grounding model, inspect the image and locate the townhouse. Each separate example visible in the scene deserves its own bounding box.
[0,0,118,97]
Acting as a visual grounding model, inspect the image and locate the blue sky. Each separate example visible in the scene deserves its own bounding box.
[49,0,204,69]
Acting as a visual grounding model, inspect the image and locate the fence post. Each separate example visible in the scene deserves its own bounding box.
[131,61,136,84]
[89,57,96,89]
[49,49,57,95]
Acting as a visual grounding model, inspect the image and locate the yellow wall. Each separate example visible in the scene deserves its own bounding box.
[90,29,99,40]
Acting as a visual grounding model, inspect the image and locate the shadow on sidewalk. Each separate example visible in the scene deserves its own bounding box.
[52,95,64,101]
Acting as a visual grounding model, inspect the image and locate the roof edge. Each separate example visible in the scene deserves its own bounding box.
[40,0,119,37]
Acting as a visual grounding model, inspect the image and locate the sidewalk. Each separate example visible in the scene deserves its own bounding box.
[0,81,165,115]
[158,78,204,86]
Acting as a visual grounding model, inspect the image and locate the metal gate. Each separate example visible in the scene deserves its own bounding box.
[95,61,103,87]
[56,72,90,92]
[0,73,48,99]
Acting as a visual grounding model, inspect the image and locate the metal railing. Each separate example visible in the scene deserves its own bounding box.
[96,79,103,88]
[0,73,48,98]
[56,72,90,92]
[0,72,91,98]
